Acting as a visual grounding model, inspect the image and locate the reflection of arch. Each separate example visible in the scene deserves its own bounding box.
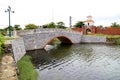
[43,36,73,48]
[86,28,91,34]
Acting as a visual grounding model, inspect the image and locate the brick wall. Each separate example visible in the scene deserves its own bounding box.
[72,27,83,32]
[72,27,120,35]
[96,27,120,35]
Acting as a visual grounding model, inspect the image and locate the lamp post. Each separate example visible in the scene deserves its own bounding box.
[5,6,14,37]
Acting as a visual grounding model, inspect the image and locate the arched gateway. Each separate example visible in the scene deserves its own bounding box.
[17,28,82,50]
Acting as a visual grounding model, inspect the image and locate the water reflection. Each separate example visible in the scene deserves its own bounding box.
[27,44,120,80]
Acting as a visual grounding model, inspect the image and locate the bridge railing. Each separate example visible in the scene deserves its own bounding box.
[17,28,82,36]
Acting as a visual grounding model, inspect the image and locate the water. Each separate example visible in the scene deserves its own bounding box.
[27,44,120,80]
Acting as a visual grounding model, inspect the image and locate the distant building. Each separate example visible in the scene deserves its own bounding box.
[38,25,43,29]
[84,15,94,26]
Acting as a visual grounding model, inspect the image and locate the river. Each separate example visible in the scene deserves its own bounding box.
[26,44,120,80]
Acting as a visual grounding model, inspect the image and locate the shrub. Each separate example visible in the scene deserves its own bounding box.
[116,38,120,45]
[0,33,5,56]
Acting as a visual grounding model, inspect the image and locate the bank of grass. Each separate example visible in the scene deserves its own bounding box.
[88,34,120,45]
[92,34,120,38]
[0,35,16,57]
[17,55,38,80]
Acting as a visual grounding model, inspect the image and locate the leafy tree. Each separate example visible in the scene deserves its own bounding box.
[111,22,120,27]
[48,22,56,28]
[74,21,84,28]
[24,24,38,30]
[56,21,65,29]
[0,24,22,36]
[43,22,56,28]
[0,29,6,36]
[42,24,48,28]
[4,26,14,31]
[14,25,22,30]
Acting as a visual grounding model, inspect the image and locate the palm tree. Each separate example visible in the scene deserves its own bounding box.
[111,22,120,27]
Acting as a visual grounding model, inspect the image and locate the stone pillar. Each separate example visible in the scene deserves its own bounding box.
[13,30,17,37]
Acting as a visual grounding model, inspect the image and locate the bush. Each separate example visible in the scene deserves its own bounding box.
[116,38,120,45]
[17,55,38,80]
[0,33,5,56]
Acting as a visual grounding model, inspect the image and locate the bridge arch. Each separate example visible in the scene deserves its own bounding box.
[43,36,73,48]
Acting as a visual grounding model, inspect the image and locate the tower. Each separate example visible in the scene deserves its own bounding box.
[84,15,94,26]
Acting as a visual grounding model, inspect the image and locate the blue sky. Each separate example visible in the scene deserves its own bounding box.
[0,0,120,28]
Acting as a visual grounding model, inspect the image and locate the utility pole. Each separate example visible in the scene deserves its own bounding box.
[69,16,72,28]
[5,6,14,37]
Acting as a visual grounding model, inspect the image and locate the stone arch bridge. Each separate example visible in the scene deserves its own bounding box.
[17,28,82,50]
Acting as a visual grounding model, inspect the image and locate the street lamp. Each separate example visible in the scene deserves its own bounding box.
[5,6,14,37]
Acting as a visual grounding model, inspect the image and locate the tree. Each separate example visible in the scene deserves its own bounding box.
[111,22,120,27]
[48,22,56,28]
[0,29,6,36]
[74,21,84,28]
[0,24,22,36]
[24,24,38,30]
[43,22,56,28]
[56,21,65,29]
[14,25,22,30]
[4,26,14,31]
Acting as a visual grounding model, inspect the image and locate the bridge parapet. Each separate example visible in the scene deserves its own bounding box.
[17,28,82,36]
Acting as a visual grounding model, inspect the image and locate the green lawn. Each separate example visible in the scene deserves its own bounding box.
[89,34,120,38]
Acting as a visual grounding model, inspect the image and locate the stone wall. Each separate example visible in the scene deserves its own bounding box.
[81,35,106,43]
[10,38,26,62]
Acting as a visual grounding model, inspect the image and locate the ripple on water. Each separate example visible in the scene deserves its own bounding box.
[27,44,120,80]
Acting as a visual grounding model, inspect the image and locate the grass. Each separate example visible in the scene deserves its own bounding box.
[90,34,120,38]
[17,55,38,80]
[106,35,120,38]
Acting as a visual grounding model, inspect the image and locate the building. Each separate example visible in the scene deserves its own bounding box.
[72,15,120,35]
[84,15,94,26]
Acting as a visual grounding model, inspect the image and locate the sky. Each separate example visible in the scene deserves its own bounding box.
[0,0,120,29]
